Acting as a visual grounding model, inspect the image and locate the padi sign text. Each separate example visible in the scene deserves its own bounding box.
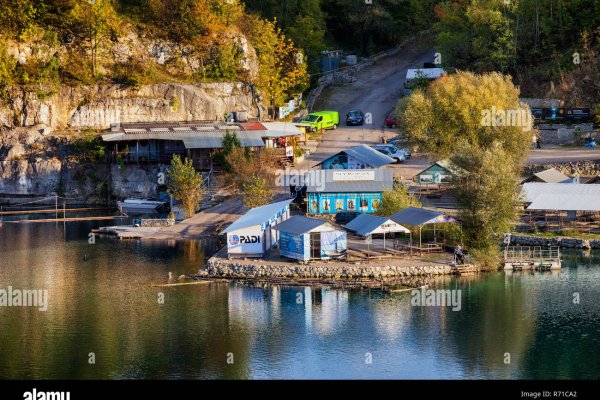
[240,236,260,243]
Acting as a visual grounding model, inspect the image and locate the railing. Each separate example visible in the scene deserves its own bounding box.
[202,169,213,189]
[503,246,561,262]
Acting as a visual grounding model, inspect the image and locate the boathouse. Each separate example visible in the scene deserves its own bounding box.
[274,216,347,261]
[222,199,294,258]
[102,121,306,170]
[306,168,393,215]
[314,144,394,170]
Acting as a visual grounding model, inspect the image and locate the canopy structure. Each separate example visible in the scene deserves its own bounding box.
[389,207,456,226]
[388,206,458,255]
[344,214,410,251]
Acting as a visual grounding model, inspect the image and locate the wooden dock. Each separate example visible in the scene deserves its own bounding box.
[503,246,561,271]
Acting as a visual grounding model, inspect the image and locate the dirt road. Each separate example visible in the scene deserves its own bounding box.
[527,147,600,164]
[299,36,435,178]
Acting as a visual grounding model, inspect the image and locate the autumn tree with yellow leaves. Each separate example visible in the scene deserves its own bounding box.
[242,15,309,119]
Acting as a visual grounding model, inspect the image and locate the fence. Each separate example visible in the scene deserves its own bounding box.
[503,246,561,262]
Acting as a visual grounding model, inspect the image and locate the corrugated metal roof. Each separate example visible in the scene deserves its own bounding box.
[527,168,572,183]
[182,132,264,148]
[222,199,294,233]
[344,214,410,236]
[527,194,600,211]
[272,215,335,234]
[389,206,456,227]
[306,168,393,193]
[316,144,394,168]
[521,183,600,210]
[102,131,264,149]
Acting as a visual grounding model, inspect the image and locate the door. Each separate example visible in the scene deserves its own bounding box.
[310,232,321,259]
[316,116,323,130]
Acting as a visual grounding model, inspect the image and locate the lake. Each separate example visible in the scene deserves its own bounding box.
[1,221,599,379]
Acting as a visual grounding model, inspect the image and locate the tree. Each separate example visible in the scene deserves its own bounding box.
[167,154,204,219]
[241,14,308,119]
[435,0,516,72]
[0,0,41,37]
[375,185,421,217]
[225,147,278,208]
[397,71,532,267]
[241,175,273,209]
[70,0,121,78]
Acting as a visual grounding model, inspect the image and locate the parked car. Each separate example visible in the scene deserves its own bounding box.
[335,211,361,225]
[345,109,365,126]
[385,112,397,128]
[372,146,406,163]
[300,111,340,132]
[372,143,410,158]
[381,140,412,159]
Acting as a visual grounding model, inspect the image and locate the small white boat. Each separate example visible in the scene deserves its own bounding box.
[117,198,170,214]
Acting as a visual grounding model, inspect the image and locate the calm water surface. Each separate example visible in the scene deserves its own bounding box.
[1,221,599,379]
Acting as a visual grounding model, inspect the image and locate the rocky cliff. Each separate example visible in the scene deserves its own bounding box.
[0,82,260,130]
[0,27,264,202]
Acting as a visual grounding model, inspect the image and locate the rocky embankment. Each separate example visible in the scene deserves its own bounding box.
[510,235,600,249]
[524,160,600,177]
[201,257,454,281]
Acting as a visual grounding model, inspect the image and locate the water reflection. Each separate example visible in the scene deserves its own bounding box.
[1,221,600,379]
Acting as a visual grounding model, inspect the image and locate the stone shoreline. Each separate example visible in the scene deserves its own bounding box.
[196,247,480,288]
[509,235,600,249]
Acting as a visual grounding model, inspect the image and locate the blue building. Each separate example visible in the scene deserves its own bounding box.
[274,216,347,261]
[315,144,394,170]
[306,168,394,215]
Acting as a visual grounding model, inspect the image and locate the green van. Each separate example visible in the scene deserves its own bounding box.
[301,111,340,132]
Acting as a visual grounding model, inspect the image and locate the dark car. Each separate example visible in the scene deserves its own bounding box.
[345,110,365,126]
[335,211,361,225]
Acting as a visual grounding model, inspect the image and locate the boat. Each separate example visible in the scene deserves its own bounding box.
[117,198,170,214]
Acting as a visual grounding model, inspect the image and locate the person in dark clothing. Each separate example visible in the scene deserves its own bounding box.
[454,244,465,265]
[536,134,542,149]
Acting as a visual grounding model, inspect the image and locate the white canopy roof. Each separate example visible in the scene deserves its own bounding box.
[344,214,410,236]
[521,183,600,211]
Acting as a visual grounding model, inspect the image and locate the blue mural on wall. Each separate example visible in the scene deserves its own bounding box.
[321,154,348,169]
[279,231,306,260]
[307,192,382,214]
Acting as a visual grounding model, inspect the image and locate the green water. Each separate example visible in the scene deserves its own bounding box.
[0,221,599,379]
